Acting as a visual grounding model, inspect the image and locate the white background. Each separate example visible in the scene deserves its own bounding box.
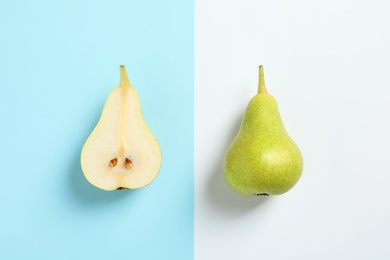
[195,0,390,259]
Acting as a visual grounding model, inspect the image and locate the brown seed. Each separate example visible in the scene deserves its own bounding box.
[109,158,118,167]
[125,158,132,169]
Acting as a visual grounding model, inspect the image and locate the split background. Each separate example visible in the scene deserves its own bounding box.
[1,0,390,259]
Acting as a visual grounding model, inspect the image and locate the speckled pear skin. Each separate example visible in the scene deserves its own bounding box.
[223,67,303,196]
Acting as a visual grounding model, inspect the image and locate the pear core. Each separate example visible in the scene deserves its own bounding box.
[223,66,303,196]
[80,65,162,191]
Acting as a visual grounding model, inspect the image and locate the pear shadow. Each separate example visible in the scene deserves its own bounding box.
[206,113,271,216]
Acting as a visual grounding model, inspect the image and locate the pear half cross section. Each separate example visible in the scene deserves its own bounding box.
[223,66,303,196]
[81,65,162,191]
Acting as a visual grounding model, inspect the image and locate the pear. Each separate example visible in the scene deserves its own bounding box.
[223,66,303,196]
[80,65,162,191]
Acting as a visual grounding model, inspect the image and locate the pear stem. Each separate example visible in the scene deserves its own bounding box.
[258,65,268,94]
[119,65,131,91]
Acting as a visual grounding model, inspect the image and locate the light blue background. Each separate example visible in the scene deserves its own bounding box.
[0,1,193,259]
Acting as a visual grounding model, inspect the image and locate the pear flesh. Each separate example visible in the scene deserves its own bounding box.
[224,66,303,196]
[81,66,162,191]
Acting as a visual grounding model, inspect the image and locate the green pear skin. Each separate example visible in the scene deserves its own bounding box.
[223,66,303,196]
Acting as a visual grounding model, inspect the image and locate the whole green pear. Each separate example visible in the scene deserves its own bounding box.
[223,66,303,196]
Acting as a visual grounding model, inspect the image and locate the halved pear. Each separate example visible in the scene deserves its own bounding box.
[80,65,162,191]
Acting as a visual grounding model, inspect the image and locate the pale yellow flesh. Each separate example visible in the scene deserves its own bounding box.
[81,66,162,190]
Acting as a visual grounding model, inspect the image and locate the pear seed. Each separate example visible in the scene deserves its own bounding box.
[109,158,118,167]
[125,158,133,169]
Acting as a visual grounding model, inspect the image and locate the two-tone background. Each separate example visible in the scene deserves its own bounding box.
[1,0,390,259]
